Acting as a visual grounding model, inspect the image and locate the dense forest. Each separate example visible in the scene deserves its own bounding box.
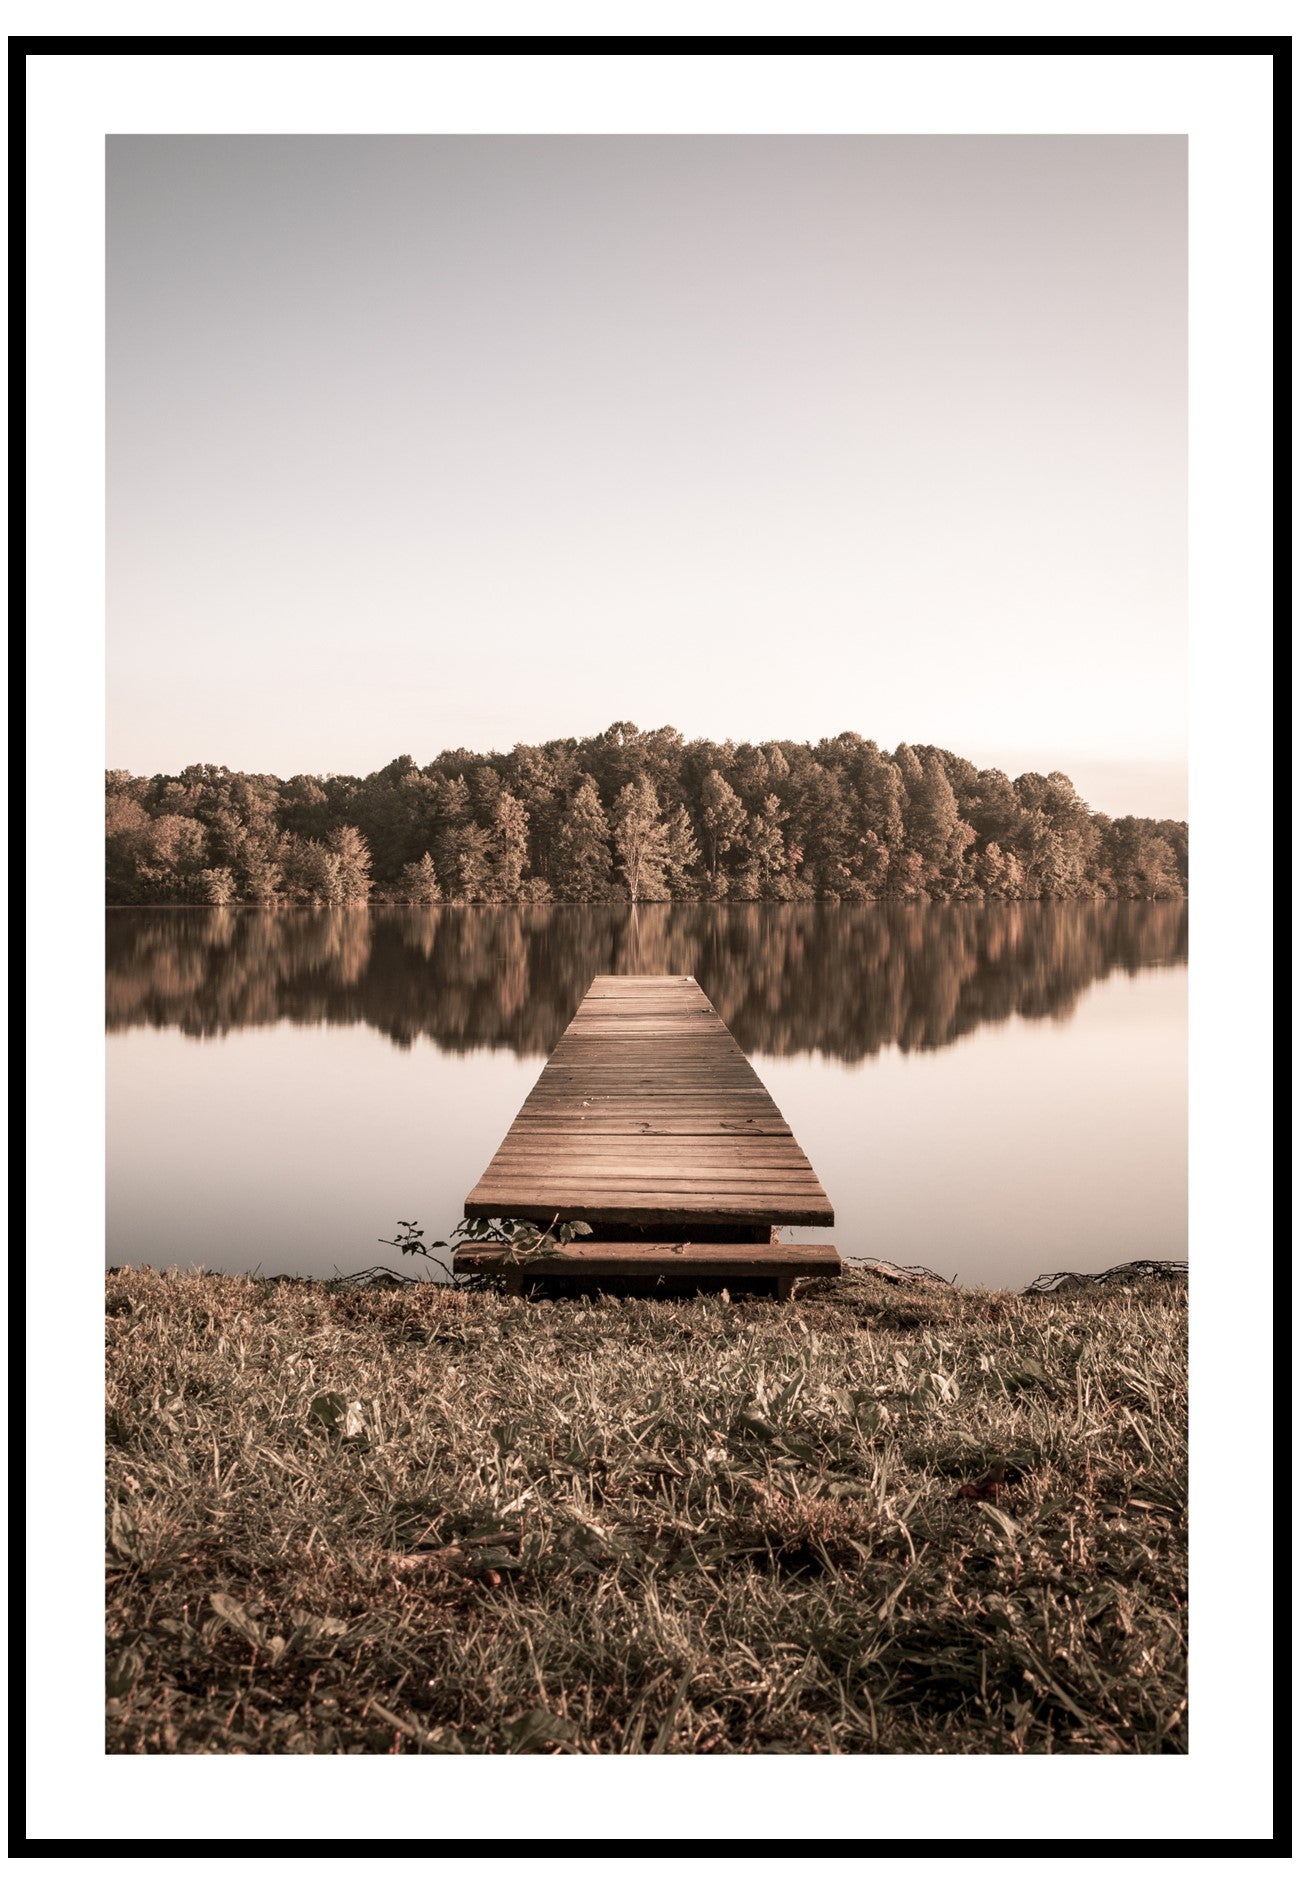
[106,725,1188,906]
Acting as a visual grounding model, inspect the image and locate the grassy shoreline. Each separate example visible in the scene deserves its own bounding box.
[106,1266,1187,1755]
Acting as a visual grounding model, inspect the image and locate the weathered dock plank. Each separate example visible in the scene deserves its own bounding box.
[464,974,835,1230]
[456,1240,841,1299]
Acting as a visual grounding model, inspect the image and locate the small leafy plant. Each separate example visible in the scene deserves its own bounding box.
[378,1215,593,1287]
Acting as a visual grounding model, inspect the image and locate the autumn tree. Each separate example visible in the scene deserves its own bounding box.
[1105,818,1183,899]
[397,853,442,904]
[237,836,283,903]
[105,791,152,902]
[836,736,906,854]
[328,826,373,903]
[794,766,859,893]
[613,777,670,903]
[284,837,344,904]
[132,814,209,897]
[976,840,1027,898]
[856,830,891,898]
[903,752,972,892]
[699,769,747,887]
[454,823,492,902]
[491,791,530,901]
[662,804,702,897]
[509,743,571,883]
[427,774,473,891]
[966,769,1022,853]
[199,866,238,906]
[552,775,613,900]
[747,794,788,895]
[350,757,439,882]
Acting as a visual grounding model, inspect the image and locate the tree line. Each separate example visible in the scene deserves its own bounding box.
[106,724,1188,906]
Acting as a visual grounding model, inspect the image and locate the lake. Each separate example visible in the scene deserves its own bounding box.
[106,900,1187,1291]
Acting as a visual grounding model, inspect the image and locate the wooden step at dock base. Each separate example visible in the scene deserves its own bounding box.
[454,1240,842,1301]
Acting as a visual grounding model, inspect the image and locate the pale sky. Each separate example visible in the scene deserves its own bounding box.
[107,135,1187,817]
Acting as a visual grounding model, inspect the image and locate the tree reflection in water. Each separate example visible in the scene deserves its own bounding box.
[107,901,1187,1064]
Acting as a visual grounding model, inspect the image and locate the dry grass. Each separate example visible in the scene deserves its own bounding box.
[105,1266,1187,1755]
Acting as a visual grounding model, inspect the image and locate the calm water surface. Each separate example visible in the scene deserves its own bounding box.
[106,902,1187,1290]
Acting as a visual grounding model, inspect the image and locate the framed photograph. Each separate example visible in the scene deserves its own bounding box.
[21,33,1282,1859]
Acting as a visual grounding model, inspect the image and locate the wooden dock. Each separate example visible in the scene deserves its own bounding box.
[457,974,839,1298]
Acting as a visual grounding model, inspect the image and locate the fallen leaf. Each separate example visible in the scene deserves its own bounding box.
[504,1706,580,1753]
[954,1463,1025,1502]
